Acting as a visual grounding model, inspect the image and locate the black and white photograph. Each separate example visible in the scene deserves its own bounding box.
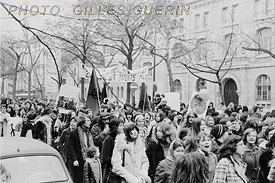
[0,0,275,183]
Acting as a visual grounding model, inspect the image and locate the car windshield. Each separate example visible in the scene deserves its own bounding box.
[1,155,68,183]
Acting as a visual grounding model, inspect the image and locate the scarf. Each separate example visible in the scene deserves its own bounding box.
[78,126,94,161]
[230,156,248,183]
[86,158,102,183]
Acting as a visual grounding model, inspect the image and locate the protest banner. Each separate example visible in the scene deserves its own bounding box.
[187,91,209,119]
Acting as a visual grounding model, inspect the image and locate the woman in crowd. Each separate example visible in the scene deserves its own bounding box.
[6,105,15,117]
[146,122,176,181]
[146,112,165,143]
[206,115,216,129]
[184,112,198,128]
[259,133,275,183]
[170,151,209,183]
[189,118,203,137]
[154,139,185,183]
[242,128,261,183]
[135,114,146,129]
[198,131,217,183]
[111,122,150,183]
[213,135,247,183]
[101,118,124,183]
[125,110,134,124]
[210,124,229,157]
[35,108,53,145]
[144,112,152,127]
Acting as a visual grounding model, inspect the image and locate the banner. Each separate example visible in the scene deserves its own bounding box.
[164,92,180,111]
[82,65,148,83]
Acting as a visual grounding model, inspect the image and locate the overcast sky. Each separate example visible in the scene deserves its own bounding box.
[0,0,77,37]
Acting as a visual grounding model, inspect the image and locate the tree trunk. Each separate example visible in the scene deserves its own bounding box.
[12,61,19,99]
[28,72,32,99]
[126,56,133,104]
[167,60,174,92]
[1,77,5,97]
[218,82,225,104]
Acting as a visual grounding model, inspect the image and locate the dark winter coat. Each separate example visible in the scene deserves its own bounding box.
[20,121,37,139]
[154,158,174,183]
[259,149,273,183]
[67,129,85,183]
[91,123,107,150]
[146,141,165,182]
[101,134,116,183]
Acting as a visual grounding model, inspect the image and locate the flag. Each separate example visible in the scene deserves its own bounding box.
[86,67,100,115]
[101,82,108,103]
[138,82,150,112]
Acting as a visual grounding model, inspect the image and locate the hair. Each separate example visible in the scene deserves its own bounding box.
[170,152,209,183]
[243,128,258,145]
[154,122,176,144]
[266,133,275,150]
[144,112,152,121]
[87,146,98,158]
[109,118,123,137]
[41,107,53,116]
[18,107,26,117]
[0,164,11,182]
[178,127,189,140]
[243,117,259,132]
[205,115,214,127]
[135,114,145,123]
[190,118,202,137]
[155,112,165,122]
[172,139,185,151]
[242,106,248,112]
[168,112,177,121]
[185,112,198,128]
[264,127,275,140]
[124,122,139,142]
[76,115,86,127]
[219,135,242,159]
[183,136,199,153]
[198,131,212,141]
[125,110,134,121]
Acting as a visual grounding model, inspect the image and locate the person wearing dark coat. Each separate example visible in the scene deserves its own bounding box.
[58,118,77,170]
[91,112,110,151]
[154,139,184,183]
[146,122,176,182]
[100,118,124,183]
[67,115,94,183]
[259,133,275,183]
[20,111,37,138]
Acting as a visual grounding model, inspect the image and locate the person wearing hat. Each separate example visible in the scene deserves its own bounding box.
[91,112,111,151]
[20,111,37,138]
[210,124,229,159]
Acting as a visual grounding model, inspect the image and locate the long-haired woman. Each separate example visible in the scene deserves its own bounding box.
[101,118,124,183]
[213,135,247,183]
[154,139,185,183]
[146,122,176,182]
[170,151,209,183]
[111,122,150,183]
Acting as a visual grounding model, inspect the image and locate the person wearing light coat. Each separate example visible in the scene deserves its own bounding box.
[111,122,151,183]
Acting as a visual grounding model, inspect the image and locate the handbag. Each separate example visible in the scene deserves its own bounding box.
[107,150,125,183]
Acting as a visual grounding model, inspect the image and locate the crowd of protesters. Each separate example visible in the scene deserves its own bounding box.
[1,94,275,183]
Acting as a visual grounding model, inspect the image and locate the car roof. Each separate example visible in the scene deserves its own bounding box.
[0,137,60,158]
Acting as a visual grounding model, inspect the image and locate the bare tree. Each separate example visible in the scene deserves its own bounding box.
[0,36,26,99]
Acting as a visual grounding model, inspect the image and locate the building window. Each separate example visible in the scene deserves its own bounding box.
[62,78,66,85]
[224,34,237,56]
[254,0,260,18]
[232,4,238,22]
[222,7,228,24]
[179,18,184,32]
[194,14,200,30]
[143,62,152,76]
[203,12,209,29]
[265,0,274,16]
[256,75,271,101]
[174,79,182,100]
[256,28,273,55]
[121,87,124,98]
[117,87,120,98]
[197,38,207,61]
